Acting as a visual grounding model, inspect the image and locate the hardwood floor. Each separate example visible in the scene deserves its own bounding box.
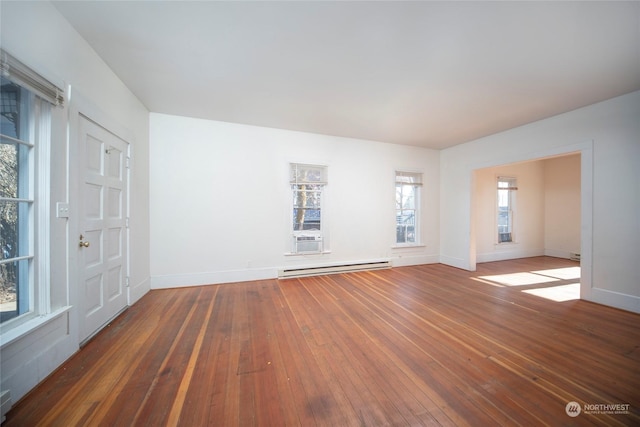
[4,257,639,426]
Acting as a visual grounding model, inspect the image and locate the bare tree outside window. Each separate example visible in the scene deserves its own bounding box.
[1,79,21,318]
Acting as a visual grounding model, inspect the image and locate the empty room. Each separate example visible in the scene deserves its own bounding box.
[1,1,639,425]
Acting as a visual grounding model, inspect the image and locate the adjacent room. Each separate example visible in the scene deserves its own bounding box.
[1,1,639,425]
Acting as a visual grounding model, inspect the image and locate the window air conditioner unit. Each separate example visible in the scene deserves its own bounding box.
[498,232,512,243]
[294,235,323,253]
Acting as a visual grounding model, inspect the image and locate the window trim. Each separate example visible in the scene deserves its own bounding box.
[0,55,60,335]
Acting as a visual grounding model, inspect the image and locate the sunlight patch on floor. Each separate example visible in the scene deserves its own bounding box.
[475,265,581,302]
[522,282,580,302]
[477,272,558,287]
[532,266,581,281]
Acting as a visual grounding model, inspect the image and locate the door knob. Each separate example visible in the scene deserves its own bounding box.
[79,235,90,248]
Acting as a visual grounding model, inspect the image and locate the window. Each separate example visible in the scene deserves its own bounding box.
[497,176,517,243]
[1,77,38,324]
[395,171,421,245]
[290,163,326,253]
[1,50,62,329]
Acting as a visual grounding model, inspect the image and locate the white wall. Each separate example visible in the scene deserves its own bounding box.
[150,113,440,288]
[0,1,150,407]
[441,90,640,313]
[544,154,581,258]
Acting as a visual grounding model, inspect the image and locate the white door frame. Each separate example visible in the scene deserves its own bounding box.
[468,140,593,299]
[67,90,133,346]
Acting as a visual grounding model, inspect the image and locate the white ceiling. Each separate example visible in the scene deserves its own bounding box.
[52,1,640,149]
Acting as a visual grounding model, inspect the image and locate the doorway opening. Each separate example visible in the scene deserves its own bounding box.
[472,152,582,300]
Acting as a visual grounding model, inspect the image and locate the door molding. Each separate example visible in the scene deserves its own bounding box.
[67,90,132,346]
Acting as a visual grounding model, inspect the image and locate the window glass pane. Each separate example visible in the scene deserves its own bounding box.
[0,142,18,199]
[401,185,416,209]
[497,210,510,232]
[293,188,321,208]
[1,77,23,139]
[498,188,510,208]
[396,210,416,244]
[0,200,30,260]
[1,260,18,321]
[0,143,28,199]
[0,258,30,322]
[293,208,321,231]
[1,200,19,260]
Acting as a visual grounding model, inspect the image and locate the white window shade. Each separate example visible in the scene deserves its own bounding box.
[395,171,422,186]
[497,176,518,190]
[290,163,327,185]
[1,49,64,107]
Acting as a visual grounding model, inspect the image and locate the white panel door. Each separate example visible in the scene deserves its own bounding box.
[78,115,128,343]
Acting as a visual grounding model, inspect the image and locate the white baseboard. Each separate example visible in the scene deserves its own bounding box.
[476,248,544,263]
[439,254,471,271]
[1,390,11,423]
[129,277,150,304]
[586,288,640,314]
[151,267,277,289]
[152,255,444,289]
[392,254,439,267]
[544,248,576,259]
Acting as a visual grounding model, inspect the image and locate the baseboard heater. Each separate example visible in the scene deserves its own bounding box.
[278,260,391,279]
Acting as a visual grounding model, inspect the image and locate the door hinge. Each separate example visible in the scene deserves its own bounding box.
[125,276,130,287]
[126,156,131,169]
[125,217,130,228]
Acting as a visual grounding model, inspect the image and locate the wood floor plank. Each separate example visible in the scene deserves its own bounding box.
[4,257,639,426]
[167,287,218,425]
[178,283,236,425]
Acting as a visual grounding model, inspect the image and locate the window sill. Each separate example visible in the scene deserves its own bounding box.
[391,244,426,249]
[0,306,72,348]
[284,250,332,257]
